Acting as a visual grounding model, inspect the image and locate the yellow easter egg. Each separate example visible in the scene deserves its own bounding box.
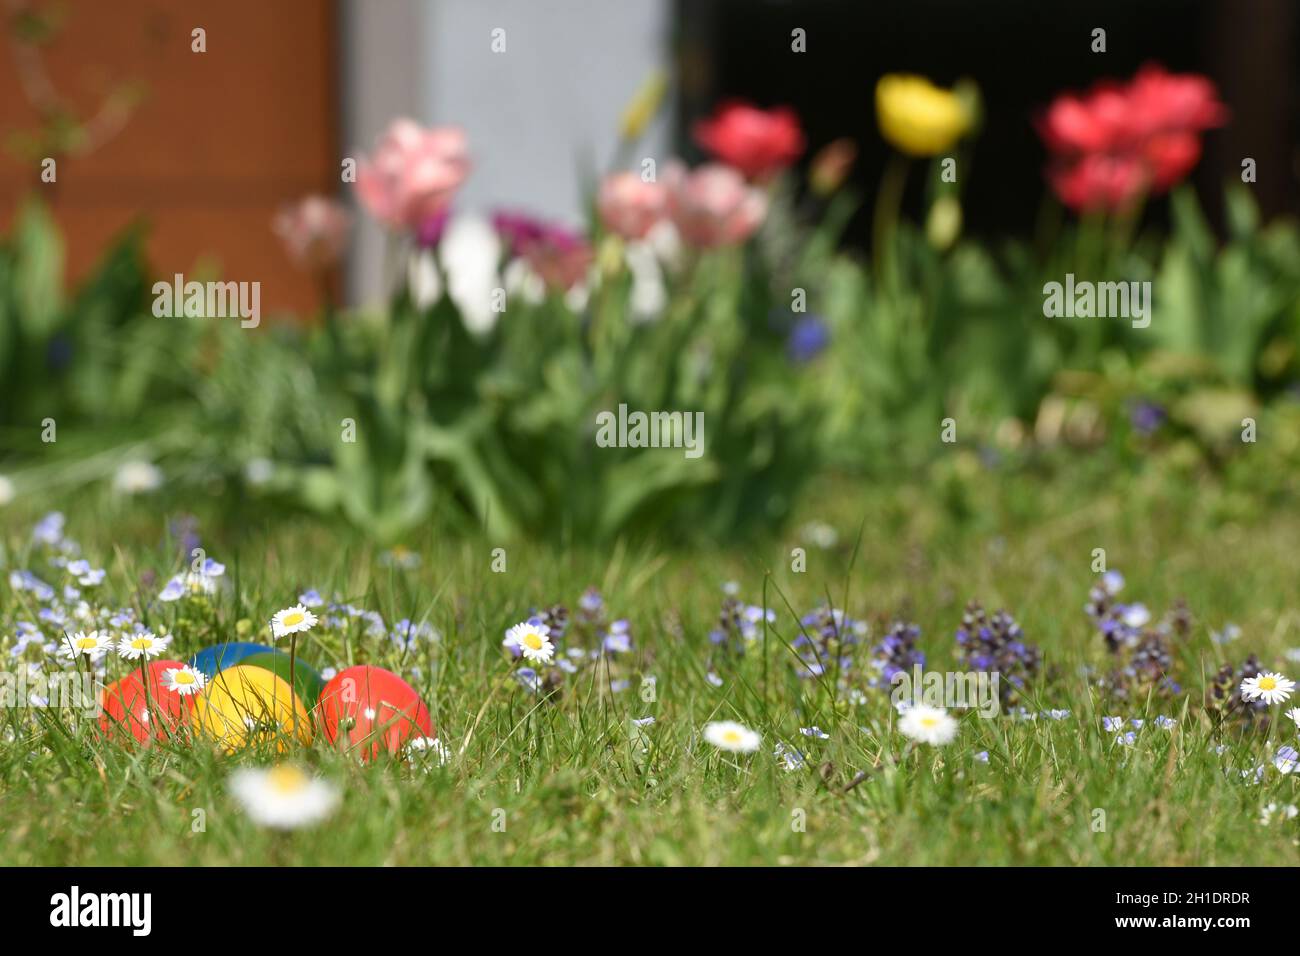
[191,664,312,752]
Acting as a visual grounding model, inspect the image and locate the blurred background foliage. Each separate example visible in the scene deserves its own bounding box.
[2,168,1298,543]
[2,0,1298,545]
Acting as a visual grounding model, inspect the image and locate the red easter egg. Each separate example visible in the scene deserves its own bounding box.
[317,665,433,761]
[98,659,192,744]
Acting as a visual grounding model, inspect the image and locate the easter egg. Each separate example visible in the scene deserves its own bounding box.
[190,664,312,752]
[239,651,324,709]
[189,641,283,680]
[98,659,192,744]
[317,665,432,760]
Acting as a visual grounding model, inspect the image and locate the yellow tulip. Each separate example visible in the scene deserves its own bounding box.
[875,74,971,157]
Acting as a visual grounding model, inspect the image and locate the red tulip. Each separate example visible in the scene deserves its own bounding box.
[1125,65,1227,140]
[1046,153,1148,215]
[1037,64,1226,213]
[692,101,805,181]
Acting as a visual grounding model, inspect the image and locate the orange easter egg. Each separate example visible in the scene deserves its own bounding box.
[317,665,433,761]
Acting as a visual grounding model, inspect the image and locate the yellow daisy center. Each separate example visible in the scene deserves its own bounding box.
[174,670,195,685]
[131,638,152,650]
[522,633,543,651]
[282,612,305,627]
[920,717,938,728]
[1259,677,1277,691]
[723,730,742,743]
[266,765,308,794]
[76,637,98,649]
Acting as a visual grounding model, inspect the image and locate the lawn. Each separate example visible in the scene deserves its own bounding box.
[3,467,1297,867]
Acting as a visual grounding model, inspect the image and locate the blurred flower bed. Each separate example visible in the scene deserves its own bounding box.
[2,65,1299,540]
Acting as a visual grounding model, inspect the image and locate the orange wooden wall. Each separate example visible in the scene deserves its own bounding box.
[0,0,340,317]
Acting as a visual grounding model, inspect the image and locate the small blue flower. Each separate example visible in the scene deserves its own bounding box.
[603,632,633,654]
[158,575,186,602]
[1129,400,1166,436]
[773,742,805,771]
[1212,623,1241,645]
[33,512,66,546]
[787,315,830,363]
[9,570,55,603]
[1275,746,1299,774]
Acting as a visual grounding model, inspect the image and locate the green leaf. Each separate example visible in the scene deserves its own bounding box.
[13,199,64,338]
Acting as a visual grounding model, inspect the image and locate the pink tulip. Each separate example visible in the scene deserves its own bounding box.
[663,162,767,248]
[356,119,470,230]
[522,226,593,292]
[597,172,667,240]
[272,196,351,270]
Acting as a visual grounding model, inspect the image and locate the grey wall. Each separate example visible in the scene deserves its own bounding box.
[343,0,672,307]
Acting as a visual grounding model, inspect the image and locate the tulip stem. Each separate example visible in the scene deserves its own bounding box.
[873,154,909,290]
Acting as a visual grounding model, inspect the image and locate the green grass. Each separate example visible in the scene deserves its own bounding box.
[1,466,1298,866]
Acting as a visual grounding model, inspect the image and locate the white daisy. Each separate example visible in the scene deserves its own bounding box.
[505,621,554,664]
[703,720,761,753]
[161,664,207,695]
[406,737,450,770]
[1259,803,1298,825]
[1285,707,1300,731]
[113,460,163,495]
[244,457,274,486]
[271,604,318,639]
[228,765,339,830]
[116,630,172,661]
[59,630,112,660]
[1240,672,1295,705]
[898,704,958,745]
